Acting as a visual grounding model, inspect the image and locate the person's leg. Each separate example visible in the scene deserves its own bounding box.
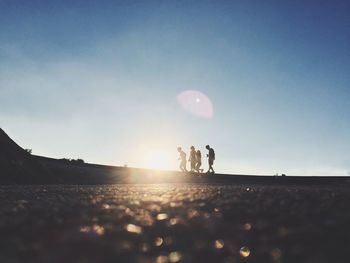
[198,162,202,174]
[183,161,187,172]
[199,163,203,173]
[208,160,214,173]
[180,162,185,172]
[210,161,215,173]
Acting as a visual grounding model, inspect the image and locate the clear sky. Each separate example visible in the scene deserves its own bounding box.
[1,0,350,175]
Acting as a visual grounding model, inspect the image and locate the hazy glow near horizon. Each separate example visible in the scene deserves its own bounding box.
[142,150,174,170]
[1,1,350,176]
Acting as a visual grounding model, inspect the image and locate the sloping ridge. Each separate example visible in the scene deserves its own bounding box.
[0,128,128,184]
[1,128,349,185]
[0,128,55,183]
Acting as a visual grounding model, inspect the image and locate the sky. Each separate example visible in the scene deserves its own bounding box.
[1,0,350,176]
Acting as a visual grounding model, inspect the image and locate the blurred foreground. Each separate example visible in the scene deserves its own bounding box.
[1,183,349,263]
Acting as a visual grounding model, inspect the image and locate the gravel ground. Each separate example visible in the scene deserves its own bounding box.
[0,184,349,263]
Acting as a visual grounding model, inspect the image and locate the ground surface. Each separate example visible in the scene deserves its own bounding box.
[0,184,349,263]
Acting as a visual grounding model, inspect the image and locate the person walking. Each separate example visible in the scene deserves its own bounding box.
[177,147,187,172]
[189,146,196,172]
[195,149,203,173]
[205,145,215,174]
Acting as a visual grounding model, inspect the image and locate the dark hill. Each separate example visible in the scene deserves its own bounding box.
[0,128,54,183]
[0,128,130,184]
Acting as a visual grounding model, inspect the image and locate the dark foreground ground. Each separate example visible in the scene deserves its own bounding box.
[0,183,349,263]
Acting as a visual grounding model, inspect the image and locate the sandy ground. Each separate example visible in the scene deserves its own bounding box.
[0,184,349,263]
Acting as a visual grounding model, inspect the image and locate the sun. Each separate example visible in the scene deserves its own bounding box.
[142,149,173,170]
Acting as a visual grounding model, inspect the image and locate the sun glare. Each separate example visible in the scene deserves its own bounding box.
[142,150,173,170]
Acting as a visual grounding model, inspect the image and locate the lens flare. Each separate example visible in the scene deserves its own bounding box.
[240,246,251,257]
[177,90,214,119]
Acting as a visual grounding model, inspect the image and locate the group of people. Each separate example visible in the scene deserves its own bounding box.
[177,145,215,174]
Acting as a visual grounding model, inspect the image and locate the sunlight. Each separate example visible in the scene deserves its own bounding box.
[142,149,173,170]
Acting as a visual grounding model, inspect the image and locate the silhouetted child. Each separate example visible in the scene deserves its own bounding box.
[177,147,187,172]
[206,145,215,174]
[189,146,196,172]
[195,150,203,173]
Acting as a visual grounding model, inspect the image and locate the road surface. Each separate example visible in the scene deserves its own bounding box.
[0,184,349,263]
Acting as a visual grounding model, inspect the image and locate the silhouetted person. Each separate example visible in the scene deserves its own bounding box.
[195,150,203,173]
[177,147,187,172]
[189,146,196,172]
[206,145,215,174]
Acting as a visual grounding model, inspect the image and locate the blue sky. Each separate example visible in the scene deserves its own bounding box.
[1,0,349,175]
